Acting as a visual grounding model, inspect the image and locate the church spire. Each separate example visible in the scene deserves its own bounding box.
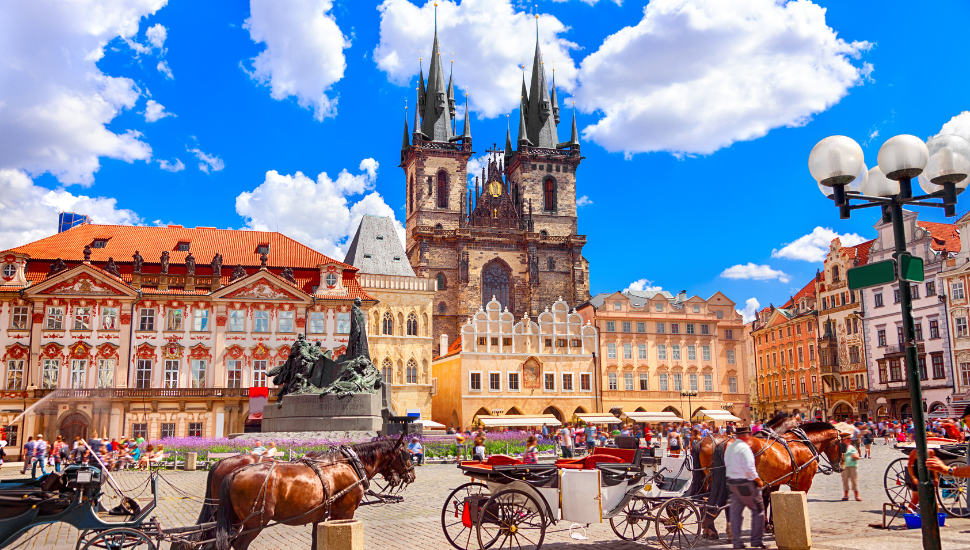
[420,18,453,142]
[525,16,558,149]
[517,104,531,147]
[550,66,560,125]
[569,102,579,147]
[401,106,410,161]
[412,82,424,141]
[504,117,513,159]
[461,92,472,145]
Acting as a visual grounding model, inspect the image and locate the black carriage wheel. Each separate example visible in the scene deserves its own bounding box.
[937,472,970,518]
[75,530,96,550]
[80,528,157,550]
[654,498,701,550]
[609,495,652,541]
[476,488,546,550]
[884,457,913,509]
[442,482,498,550]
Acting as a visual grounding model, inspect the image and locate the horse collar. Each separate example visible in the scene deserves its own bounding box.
[340,446,370,491]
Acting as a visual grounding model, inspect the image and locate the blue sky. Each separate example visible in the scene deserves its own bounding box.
[3,0,970,320]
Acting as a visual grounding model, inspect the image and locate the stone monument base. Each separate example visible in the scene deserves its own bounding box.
[230,430,378,441]
[261,393,382,433]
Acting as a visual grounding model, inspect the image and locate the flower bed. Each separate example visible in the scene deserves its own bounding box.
[151,431,555,460]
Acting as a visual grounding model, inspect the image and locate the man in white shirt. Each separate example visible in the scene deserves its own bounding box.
[724,426,767,549]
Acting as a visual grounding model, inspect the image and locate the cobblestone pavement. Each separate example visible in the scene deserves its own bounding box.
[4,441,968,549]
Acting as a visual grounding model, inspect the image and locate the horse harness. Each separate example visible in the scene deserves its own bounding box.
[753,427,840,487]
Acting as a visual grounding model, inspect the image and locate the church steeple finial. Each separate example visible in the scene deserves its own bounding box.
[526,26,558,148]
[420,6,454,142]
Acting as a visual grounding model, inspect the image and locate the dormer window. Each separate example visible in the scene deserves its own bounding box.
[176,242,190,252]
[325,273,338,287]
[257,244,269,255]
[92,239,108,249]
[2,264,15,278]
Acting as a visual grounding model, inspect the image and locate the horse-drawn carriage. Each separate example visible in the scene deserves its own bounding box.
[441,442,703,550]
[884,438,970,518]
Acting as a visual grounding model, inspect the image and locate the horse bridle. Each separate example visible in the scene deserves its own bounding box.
[816,431,844,475]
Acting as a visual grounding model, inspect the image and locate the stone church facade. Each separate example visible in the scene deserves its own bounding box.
[401,26,590,353]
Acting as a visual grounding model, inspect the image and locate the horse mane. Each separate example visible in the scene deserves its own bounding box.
[305,437,402,465]
[764,411,798,435]
[798,421,837,434]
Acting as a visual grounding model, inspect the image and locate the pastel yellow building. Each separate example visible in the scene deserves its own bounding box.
[432,298,597,429]
[344,215,436,419]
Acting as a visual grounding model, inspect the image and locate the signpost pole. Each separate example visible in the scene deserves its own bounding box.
[891,197,941,550]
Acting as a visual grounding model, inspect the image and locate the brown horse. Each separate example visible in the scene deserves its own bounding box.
[691,422,843,538]
[214,437,414,550]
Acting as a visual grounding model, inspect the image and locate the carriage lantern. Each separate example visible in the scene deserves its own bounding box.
[809,133,970,550]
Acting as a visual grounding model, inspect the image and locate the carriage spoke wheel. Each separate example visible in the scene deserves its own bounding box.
[609,495,652,541]
[442,482,498,550]
[80,528,156,550]
[476,489,546,550]
[937,473,970,518]
[884,457,913,510]
[654,498,701,550]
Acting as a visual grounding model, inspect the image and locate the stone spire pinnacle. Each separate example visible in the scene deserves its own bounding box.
[550,66,560,125]
[461,92,471,143]
[412,82,424,141]
[504,116,513,159]
[420,24,453,142]
[401,105,410,160]
[570,103,579,145]
[526,37,558,148]
[517,104,531,147]
[448,59,456,121]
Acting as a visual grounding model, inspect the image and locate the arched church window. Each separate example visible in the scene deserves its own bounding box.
[436,273,446,290]
[482,260,512,311]
[382,311,393,335]
[407,313,418,336]
[382,358,393,384]
[406,359,418,384]
[543,178,556,211]
[547,258,555,271]
[437,171,448,208]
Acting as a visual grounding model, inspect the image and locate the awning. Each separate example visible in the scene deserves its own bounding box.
[478,415,562,427]
[623,412,684,423]
[698,410,741,422]
[415,419,446,429]
[577,413,621,424]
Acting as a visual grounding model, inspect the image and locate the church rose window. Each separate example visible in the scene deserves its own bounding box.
[482,261,512,311]
[437,171,448,208]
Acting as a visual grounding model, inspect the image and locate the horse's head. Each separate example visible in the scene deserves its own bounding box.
[802,423,844,473]
[381,433,416,489]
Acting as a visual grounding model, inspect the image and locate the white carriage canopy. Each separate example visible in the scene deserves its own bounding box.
[622,411,685,423]
[577,413,622,425]
[414,419,446,429]
[698,410,741,422]
[477,414,563,427]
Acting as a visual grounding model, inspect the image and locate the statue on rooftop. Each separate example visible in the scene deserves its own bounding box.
[185,253,196,275]
[49,258,67,276]
[132,251,144,273]
[230,264,246,282]
[105,257,120,277]
[83,245,92,261]
[160,251,170,274]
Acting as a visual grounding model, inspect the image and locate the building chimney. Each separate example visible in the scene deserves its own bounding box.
[678,290,687,302]
[440,333,449,355]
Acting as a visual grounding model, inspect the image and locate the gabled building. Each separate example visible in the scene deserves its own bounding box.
[401,22,589,355]
[816,237,875,421]
[750,278,822,420]
[940,211,970,403]
[861,212,959,419]
[344,215,435,419]
[577,289,749,422]
[0,224,373,453]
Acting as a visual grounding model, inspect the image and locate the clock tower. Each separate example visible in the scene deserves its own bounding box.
[401,26,590,354]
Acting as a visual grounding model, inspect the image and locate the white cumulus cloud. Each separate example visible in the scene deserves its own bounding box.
[737,297,761,323]
[572,0,872,156]
[236,159,405,259]
[157,158,184,172]
[244,0,350,120]
[146,23,167,49]
[375,0,579,118]
[720,263,791,284]
[144,99,174,122]
[157,60,174,79]
[188,148,224,173]
[624,278,663,293]
[771,227,867,262]
[0,169,140,249]
[0,0,164,186]
[577,195,592,207]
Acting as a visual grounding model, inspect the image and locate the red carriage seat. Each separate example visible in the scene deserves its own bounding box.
[555,453,626,470]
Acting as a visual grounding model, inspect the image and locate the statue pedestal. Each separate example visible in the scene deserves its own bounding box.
[261,393,382,433]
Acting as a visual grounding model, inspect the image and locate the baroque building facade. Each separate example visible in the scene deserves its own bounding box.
[751,278,823,420]
[344,215,435,419]
[577,290,750,422]
[861,212,958,419]
[0,224,373,456]
[816,238,874,421]
[401,26,590,355]
[940,211,970,405]
[431,298,597,429]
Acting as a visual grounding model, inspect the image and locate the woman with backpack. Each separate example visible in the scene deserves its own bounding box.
[52,435,68,472]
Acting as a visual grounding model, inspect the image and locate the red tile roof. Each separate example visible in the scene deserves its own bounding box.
[5,224,348,269]
[434,336,463,361]
[782,277,818,308]
[845,239,875,264]
[917,221,961,253]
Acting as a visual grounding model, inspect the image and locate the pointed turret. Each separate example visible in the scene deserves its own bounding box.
[557,102,580,152]
[412,83,425,141]
[448,63,456,120]
[517,106,531,147]
[551,69,560,125]
[420,27,454,142]
[461,93,471,145]
[417,60,426,111]
[401,110,410,161]
[526,39,558,148]
[504,125,513,159]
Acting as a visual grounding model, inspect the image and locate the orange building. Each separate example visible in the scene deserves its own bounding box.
[0,224,373,454]
[750,277,823,421]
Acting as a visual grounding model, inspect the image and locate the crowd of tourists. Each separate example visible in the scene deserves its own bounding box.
[11,433,173,478]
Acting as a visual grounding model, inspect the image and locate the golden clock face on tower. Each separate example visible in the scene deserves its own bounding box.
[488,180,502,197]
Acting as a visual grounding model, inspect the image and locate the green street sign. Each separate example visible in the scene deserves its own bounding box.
[899,255,925,283]
[848,259,896,290]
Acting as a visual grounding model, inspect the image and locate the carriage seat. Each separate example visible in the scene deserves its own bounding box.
[555,447,639,470]
[458,455,525,470]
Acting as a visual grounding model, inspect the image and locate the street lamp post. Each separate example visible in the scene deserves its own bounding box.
[810,133,970,550]
[682,390,697,422]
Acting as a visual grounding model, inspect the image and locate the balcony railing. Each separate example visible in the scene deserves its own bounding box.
[30,388,251,399]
